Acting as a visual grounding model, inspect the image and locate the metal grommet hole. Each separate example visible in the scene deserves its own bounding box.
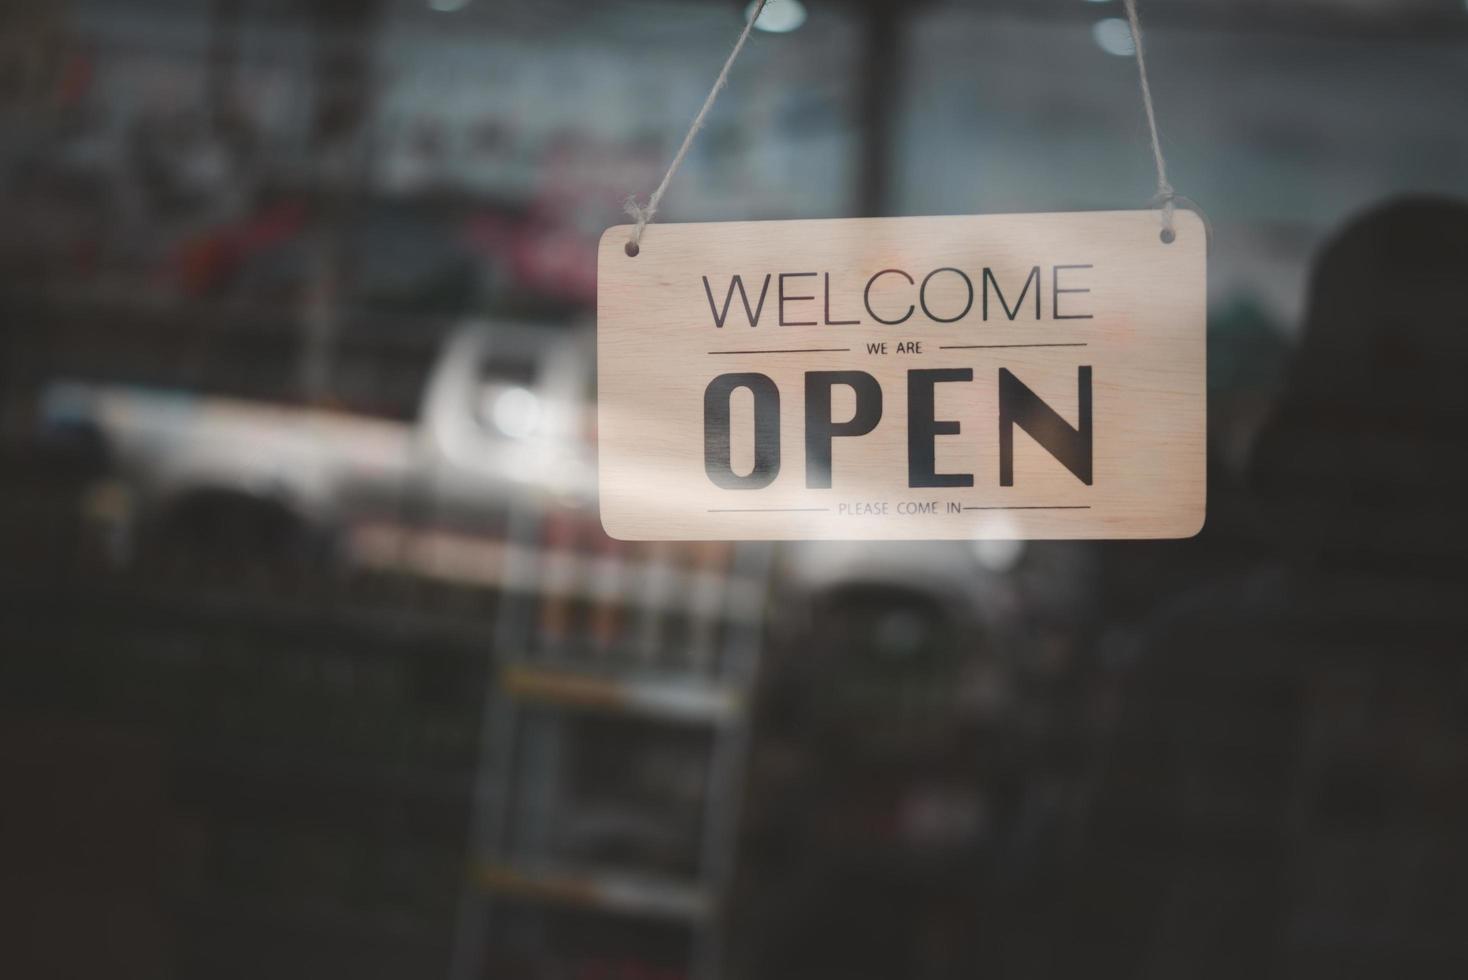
[1159,227,1176,244]
[625,241,640,257]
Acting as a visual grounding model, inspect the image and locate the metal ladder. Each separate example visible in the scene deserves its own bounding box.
[449,499,771,980]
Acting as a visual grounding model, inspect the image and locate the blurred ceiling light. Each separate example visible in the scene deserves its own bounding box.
[429,0,470,12]
[1092,17,1136,57]
[747,0,807,34]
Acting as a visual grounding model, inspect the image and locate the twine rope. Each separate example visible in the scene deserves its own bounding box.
[1122,0,1176,235]
[624,0,768,254]
[623,0,1179,250]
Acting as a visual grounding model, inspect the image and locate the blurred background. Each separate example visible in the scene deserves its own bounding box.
[2,1,1468,978]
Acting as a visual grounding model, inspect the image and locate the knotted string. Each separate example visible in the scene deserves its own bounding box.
[1122,0,1176,239]
[624,0,768,256]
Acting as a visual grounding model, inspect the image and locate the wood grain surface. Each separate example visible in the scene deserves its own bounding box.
[597,210,1206,540]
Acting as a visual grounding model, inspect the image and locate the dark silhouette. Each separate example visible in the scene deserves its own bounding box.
[1068,197,1468,979]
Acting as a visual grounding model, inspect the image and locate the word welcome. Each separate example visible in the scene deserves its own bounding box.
[702,265,1095,328]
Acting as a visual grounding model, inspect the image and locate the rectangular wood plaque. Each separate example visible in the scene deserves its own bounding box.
[597,210,1206,540]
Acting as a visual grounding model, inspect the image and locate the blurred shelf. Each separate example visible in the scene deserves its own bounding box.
[471,860,711,923]
[15,284,457,346]
[499,663,743,725]
[348,524,767,621]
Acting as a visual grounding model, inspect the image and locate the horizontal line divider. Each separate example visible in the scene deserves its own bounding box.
[938,342,1089,350]
[707,348,851,354]
[963,505,1092,510]
[708,507,831,513]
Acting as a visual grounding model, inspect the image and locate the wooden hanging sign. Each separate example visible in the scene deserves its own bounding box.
[597,210,1206,540]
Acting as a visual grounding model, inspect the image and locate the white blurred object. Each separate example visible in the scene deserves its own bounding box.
[748,0,807,34]
[1093,17,1136,57]
[973,536,1026,573]
[41,321,599,558]
[489,387,542,440]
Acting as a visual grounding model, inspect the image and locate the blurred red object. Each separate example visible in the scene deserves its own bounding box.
[173,199,306,297]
